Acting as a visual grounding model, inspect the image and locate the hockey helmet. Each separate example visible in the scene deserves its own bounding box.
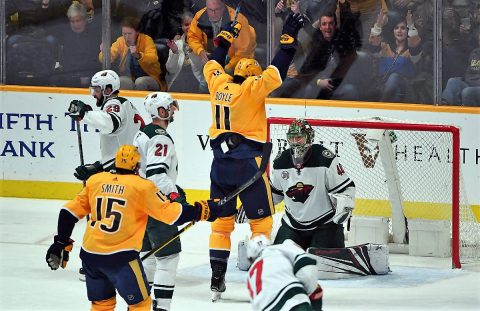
[246,234,271,260]
[234,58,262,79]
[144,92,179,121]
[90,70,121,97]
[287,119,314,168]
[115,145,141,171]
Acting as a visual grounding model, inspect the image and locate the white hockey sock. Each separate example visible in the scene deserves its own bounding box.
[153,253,180,311]
[140,251,156,286]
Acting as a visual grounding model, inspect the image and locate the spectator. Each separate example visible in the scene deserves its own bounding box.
[274,0,361,100]
[368,9,422,102]
[442,0,477,88]
[347,0,388,44]
[99,16,165,91]
[165,12,208,93]
[49,2,101,87]
[442,32,480,106]
[187,0,256,74]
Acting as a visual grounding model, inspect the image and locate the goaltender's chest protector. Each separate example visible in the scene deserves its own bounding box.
[204,61,282,143]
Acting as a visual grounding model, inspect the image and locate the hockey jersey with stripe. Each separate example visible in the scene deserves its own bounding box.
[133,124,178,195]
[247,239,318,311]
[271,144,355,230]
[203,60,282,143]
[83,96,142,171]
[63,171,186,255]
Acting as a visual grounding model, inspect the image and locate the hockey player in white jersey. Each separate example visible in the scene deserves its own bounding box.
[133,92,182,311]
[271,118,355,249]
[67,69,144,180]
[246,235,323,311]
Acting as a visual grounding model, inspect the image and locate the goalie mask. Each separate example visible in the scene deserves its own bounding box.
[246,234,271,261]
[287,119,314,168]
[115,145,140,172]
[234,58,262,79]
[144,92,179,122]
[90,70,121,106]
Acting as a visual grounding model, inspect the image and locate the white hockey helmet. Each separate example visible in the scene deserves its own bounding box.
[246,234,271,260]
[90,70,121,97]
[144,92,179,121]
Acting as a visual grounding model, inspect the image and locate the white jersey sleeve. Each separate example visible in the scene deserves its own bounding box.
[83,97,142,170]
[325,156,356,202]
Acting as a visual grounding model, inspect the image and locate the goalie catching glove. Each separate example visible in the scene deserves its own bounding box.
[46,235,74,270]
[214,21,242,47]
[68,100,92,121]
[74,161,103,181]
[280,13,305,49]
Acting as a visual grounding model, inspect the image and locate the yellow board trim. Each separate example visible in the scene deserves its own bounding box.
[128,259,149,300]
[2,85,479,113]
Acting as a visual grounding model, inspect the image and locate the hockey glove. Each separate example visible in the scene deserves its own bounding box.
[74,161,103,181]
[46,235,74,270]
[168,192,188,206]
[327,193,355,224]
[309,285,323,311]
[214,21,242,47]
[68,100,92,121]
[194,199,237,222]
[280,13,305,49]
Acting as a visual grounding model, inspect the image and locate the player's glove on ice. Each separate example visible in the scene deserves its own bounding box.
[214,21,242,47]
[68,100,92,121]
[74,161,103,181]
[309,285,324,310]
[46,235,74,270]
[280,13,305,49]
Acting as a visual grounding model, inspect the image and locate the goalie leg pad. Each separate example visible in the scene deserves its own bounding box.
[237,240,250,271]
[307,243,390,279]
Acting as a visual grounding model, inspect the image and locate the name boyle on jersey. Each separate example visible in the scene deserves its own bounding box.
[285,182,314,203]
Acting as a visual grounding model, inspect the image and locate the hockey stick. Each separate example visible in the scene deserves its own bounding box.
[75,120,86,187]
[232,0,243,24]
[141,142,273,261]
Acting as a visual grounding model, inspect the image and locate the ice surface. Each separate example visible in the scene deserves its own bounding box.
[0,198,479,311]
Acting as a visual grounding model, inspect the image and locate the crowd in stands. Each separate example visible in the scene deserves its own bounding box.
[4,0,480,106]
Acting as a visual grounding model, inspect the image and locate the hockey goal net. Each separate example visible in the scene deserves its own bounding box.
[267,117,480,268]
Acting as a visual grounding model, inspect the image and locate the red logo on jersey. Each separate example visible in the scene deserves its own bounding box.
[337,164,345,176]
[285,182,314,203]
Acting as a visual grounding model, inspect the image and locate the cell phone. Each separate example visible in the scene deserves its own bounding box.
[331,78,343,88]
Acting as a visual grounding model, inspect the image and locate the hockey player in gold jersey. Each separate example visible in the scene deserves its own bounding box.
[203,12,305,301]
[45,145,228,311]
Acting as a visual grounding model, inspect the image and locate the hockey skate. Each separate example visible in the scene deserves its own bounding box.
[79,267,86,282]
[210,275,226,302]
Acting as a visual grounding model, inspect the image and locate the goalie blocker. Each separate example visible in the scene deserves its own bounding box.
[238,242,390,278]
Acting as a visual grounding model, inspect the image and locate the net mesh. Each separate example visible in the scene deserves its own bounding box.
[268,117,480,264]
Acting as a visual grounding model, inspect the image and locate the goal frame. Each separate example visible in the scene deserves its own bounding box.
[267,117,462,268]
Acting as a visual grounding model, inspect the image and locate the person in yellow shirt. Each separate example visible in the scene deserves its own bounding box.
[45,145,226,311]
[187,0,256,91]
[99,16,164,91]
[203,13,305,301]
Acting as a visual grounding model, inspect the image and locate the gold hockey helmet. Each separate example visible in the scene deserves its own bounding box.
[115,145,141,171]
[234,58,262,79]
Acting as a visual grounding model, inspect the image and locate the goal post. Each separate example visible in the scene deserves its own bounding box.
[267,116,479,269]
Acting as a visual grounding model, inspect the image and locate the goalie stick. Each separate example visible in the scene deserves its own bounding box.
[141,142,273,261]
